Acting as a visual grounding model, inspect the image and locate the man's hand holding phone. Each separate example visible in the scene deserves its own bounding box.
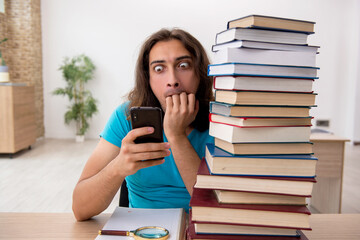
[114,126,170,177]
[111,107,169,177]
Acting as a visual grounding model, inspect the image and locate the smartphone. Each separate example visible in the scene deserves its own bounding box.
[130,106,164,144]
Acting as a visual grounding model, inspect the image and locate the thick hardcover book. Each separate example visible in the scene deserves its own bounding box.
[209,113,313,128]
[214,137,313,155]
[208,63,319,79]
[212,40,319,53]
[215,27,309,45]
[187,221,309,240]
[190,210,299,237]
[227,15,315,34]
[214,189,306,205]
[209,121,311,143]
[205,143,317,177]
[209,102,312,118]
[189,188,311,229]
[213,76,314,93]
[214,90,317,106]
[213,48,316,67]
[194,159,316,197]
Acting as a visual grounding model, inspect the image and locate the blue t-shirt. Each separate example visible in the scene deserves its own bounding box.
[100,102,213,211]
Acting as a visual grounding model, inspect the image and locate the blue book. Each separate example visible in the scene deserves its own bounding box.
[208,62,319,79]
[205,143,317,177]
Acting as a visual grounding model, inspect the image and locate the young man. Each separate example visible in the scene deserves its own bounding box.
[72,28,213,221]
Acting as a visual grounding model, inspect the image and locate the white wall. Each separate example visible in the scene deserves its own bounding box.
[42,0,360,140]
[353,0,360,143]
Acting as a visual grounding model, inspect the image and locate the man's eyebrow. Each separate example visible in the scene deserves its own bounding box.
[150,60,165,66]
[149,55,192,66]
[176,55,192,61]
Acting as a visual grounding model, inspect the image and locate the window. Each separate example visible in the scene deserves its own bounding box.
[0,0,4,13]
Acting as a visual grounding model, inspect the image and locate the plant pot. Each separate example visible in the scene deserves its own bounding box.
[76,135,85,142]
[0,65,9,83]
[0,65,8,72]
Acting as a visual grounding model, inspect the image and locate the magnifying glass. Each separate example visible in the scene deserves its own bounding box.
[98,226,169,240]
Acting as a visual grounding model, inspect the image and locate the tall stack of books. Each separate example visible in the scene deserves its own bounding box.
[188,15,320,240]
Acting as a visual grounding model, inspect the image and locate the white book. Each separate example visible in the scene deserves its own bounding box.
[214,76,314,92]
[208,63,318,79]
[96,207,185,240]
[209,121,311,143]
[213,48,316,67]
[216,28,309,45]
[212,40,319,53]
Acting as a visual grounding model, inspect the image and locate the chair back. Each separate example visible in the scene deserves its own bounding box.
[119,180,129,207]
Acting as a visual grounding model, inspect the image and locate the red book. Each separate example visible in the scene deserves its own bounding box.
[187,221,309,240]
[209,113,313,128]
[190,188,311,230]
[194,158,316,197]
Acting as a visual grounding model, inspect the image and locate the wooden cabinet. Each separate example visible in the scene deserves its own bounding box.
[310,133,350,213]
[0,85,36,154]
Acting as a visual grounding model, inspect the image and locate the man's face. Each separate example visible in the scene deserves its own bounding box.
[149,39,199,111]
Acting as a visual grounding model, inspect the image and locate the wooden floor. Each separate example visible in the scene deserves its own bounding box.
[0,138,359,213]
[0,138,119,213]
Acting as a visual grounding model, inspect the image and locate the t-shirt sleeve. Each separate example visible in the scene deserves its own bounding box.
[100,103,132,148]
[198,132,214,159]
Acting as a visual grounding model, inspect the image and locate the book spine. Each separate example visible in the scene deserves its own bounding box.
[210,118,312,128]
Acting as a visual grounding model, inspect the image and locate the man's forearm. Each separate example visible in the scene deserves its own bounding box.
[72,160,124,221]
[168,135,201,195]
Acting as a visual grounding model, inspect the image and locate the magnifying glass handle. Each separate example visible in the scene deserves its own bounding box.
[98,230,131,236]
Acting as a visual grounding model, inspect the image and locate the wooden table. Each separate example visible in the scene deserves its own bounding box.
[0,213,359,239]
[310,133,350,213]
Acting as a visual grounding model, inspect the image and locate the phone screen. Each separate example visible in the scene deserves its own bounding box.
[130,107,164,144]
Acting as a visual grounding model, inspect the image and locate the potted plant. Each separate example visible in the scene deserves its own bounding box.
[0,38,9,83]
[53,54,98,142]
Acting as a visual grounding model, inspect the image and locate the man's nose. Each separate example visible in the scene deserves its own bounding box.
[167,68,180,88]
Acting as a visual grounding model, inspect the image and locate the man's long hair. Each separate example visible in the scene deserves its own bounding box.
[127,28,213,132]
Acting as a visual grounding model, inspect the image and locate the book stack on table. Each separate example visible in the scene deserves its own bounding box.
[188,15,320,240]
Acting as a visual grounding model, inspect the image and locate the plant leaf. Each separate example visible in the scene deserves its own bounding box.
[55,54,98,135]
